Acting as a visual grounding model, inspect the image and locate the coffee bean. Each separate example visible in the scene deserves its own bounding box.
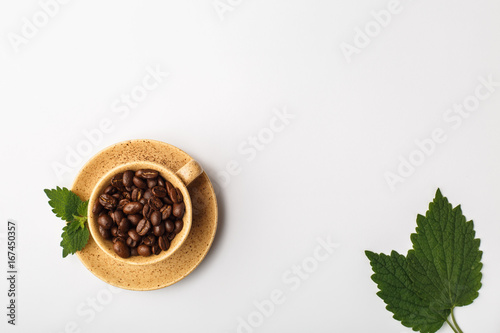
[122,191,132,200]
[143,189,153,200]
[142,234,156,246]
[123,170,134,187]
[158,235,170,251]
[128,214,142,226]
[131,188,143,202]
[157,176,165,187]
[111,226,118,237]
[113,240,130,258]
[137,244,151,257]
[151,186,167,198]
[130,247,138,256]
[126,237,138,248]
[176,188,183,203]
[153,223,165,236]
[123,202,143,215]
[165,220,175,233]
[149,197,164,210]
[113,236,127,243]
[167,185,178,204]
[142,204,151,218]
[99,194,117,209]
[111,173,124,188]
[117,199,130,210]
[118,218,130,233]
[111,193,122,200]
[161,205,172,220]
[150,210,162,226]
[92,201,103,215]
[99,225,112,239]
[112,210,124,224]
[117,229,128,239]
[173,202,185,218]
[174,220,184,233]
[136,219,151,236]
[147,178,158,189]
[133,176,147,189]
[162,196,174,205]
[152,244,161,255]
[167,232,176,241]
[128,229,141,242]
[140,169,159,179]
[98,214,113,229]
[104,185,116,195]
[139,198,147,205]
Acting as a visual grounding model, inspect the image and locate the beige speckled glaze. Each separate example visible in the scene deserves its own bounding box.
[88,160,202,265]
[71,139,218,290]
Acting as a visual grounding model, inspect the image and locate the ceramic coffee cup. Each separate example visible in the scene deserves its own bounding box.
[88,159,203,265]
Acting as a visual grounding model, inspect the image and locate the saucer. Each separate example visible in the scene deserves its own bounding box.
[71,139,218,291]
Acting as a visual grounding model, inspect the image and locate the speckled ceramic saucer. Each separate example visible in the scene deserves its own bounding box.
[71,139,218,291]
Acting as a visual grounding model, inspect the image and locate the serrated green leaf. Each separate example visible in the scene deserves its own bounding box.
[407,189,483,310]
[77,200,89,217]
[366,251,449,333]
[60,220,89,258]
[44,187,82,222]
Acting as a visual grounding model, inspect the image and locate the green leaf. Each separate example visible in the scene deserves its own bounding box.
[76,200,89,217]
[366,251,450,333]
[60,219,89,258]
[44,187,82,222]
[407,189,483,310]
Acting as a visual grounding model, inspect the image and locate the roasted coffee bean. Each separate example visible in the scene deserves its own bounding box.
[123,170,134,187]
[104,185,116,195]
[111,193,122,201]
[157,176,165,187]
[173,202,185,218]
[137,244,151,257]
[98,214,113,229]
[111,226,118,237]
[152,244,161,255]
[167,232,176,241]
[113,240,130,258]
[176,188,183,203]
[92,201,103,215]
[175,220,184,233]
[142,234,156,246]
[111,173,124,188]
[112,210,125,224]
[123,202,143,215]
[142,204,151,218]
[167,185,178,204]
[128,214,142,226]
[158,235,170,251]
[117,199,130,210]
[161,205,172,220]
[139,169,159,179]
[99,225,112,239]
[139,198,147,205]
[136,219,151,236]
[130,247,138,256]
[143,189,153,200]
[133,176,147,189]
[149,197,164,210]
[150,210,162,226]
[147,178,158,189]
[162,196,174,205]
[126,237,138,248]
[117,229,128,239]
[124,187,133,193]
[118,218,131,233]
[113,236,127,244]
[131,188,143,202]
[128,229,141,242]
[123,191,132,200]
[99,194,117,209]
[165,220,175,233]
[152,186,167,198]
[153,223,165,236]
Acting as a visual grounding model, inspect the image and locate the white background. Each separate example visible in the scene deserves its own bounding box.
[1,1,500,332]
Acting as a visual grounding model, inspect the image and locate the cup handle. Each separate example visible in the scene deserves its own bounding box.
[176,160,203,186]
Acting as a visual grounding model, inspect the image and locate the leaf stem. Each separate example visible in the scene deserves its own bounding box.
[446,318,459,333]
[451,307,464,333]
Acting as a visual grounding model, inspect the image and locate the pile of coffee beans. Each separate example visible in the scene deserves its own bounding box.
[92,169,185,258]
